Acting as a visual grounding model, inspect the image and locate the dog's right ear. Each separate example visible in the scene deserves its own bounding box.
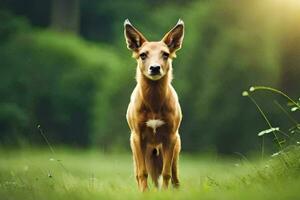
[124,19,147,51]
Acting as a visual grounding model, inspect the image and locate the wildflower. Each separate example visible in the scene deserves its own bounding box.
[249,86,255,92]
[242,91,249,96]
[258,127,279,136]
[291,107,298,112]
[271,152,280,157]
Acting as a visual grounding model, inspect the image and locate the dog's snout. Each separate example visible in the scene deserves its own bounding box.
[149,65,161,75]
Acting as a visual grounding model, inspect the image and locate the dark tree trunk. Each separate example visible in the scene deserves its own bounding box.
[51,0,80,34]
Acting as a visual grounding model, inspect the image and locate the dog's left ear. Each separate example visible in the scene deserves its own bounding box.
[162,19,184,52]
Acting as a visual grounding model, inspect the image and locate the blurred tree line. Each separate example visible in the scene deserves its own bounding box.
[0,0,299,153]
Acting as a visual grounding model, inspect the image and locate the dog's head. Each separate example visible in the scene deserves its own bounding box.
[124,19,184,81]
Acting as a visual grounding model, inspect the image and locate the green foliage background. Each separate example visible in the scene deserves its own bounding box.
[0,0,299,154]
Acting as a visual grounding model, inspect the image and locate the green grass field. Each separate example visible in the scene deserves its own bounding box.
[0,147,300,200]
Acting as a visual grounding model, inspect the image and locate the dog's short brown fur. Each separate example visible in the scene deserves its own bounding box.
[124,19,184,191]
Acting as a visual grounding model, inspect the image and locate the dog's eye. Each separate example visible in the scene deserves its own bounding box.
[140,53,147,60]
[162,52,169,60]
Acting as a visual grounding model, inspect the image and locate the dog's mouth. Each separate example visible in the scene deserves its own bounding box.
[147,73,163,80]
[149,70,161,76]
[146,69,164,80]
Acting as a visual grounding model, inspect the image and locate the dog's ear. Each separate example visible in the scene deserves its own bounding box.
[162,19,184,52]
[124,19,147,51]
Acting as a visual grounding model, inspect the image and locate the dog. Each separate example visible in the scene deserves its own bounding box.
[124,19,184,191]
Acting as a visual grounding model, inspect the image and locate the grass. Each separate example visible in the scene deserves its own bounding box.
[0,86,299,199]
[0,147,300,200]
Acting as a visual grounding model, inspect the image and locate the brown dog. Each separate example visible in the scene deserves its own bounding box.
[124,19,184,191]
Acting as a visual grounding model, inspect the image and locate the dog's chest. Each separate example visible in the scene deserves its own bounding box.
[137,109,173,143]
[146,119,165,134]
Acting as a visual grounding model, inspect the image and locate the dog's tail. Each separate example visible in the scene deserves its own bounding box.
[145,148,163,188]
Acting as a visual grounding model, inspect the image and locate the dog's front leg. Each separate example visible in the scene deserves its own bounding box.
[171,135,181,188]
[130,134,148,191]
[162,136,176,189]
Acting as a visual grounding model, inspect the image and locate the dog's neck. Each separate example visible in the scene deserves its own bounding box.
[136,69,172,113]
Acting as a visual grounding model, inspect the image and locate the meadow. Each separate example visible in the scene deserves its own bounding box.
[1,1,300,199]
[0,147,300,200]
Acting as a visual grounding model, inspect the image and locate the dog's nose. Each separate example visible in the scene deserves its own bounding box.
[149,65,161,75]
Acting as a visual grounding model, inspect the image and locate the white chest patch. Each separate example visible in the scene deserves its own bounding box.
[146,119,165,134]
